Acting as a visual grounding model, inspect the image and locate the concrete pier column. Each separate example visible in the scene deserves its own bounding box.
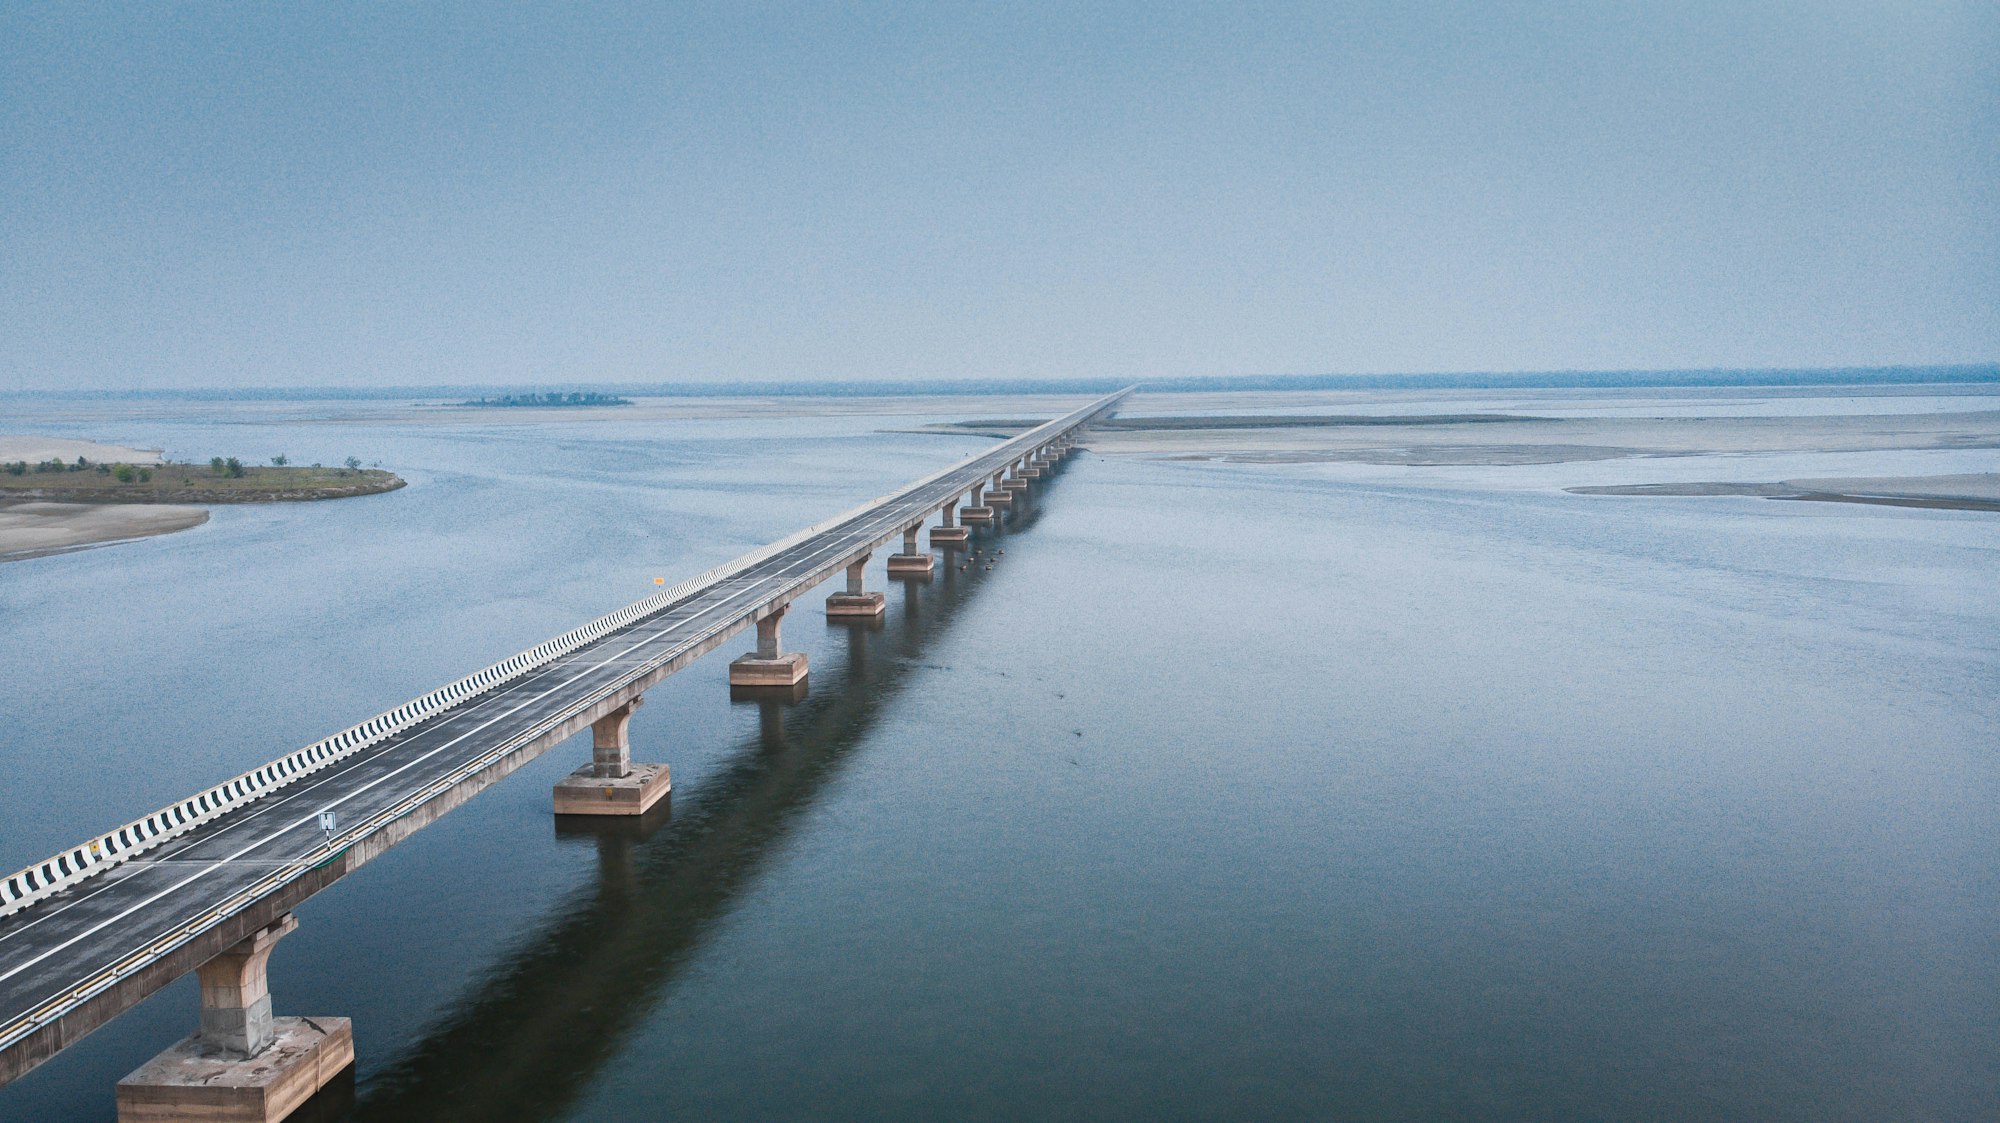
[591,697,638,778]
[961,482,994,524]
[730,603,809,687]
[930,499,970,545]
[116,914,353,1123]
[988,470,1014,507]
[553,694,670,816]
[198,916,289,1059]
[827,552,887,618]
[888,524,934,576]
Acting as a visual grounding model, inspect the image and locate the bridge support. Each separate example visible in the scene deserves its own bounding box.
[116,914,352,1123]
[886,525,933,576]
[553,696,670,816]
[930,500,969,545]
[959,483,994,524]
[729,604,808,687]
[826,553,886,618]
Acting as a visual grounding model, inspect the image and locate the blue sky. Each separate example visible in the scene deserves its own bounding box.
[2,2,1994,390]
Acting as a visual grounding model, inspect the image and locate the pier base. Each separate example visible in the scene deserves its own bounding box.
[825,591,886,617]
[729,651,808,687]
[987,490,1013,507]
[552,762,670,816]
[730,679,809,704]
[929,525,970,544]
[1002,478,1028,492]
[959,506,995,523]
[117,1017,353,1123]
[887,552,934,575]
[731,606,807,687]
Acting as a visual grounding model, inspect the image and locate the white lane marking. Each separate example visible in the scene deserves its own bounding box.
[0,416,1103,997]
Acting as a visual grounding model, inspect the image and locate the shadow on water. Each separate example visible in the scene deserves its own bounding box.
[339,467,1066,1122]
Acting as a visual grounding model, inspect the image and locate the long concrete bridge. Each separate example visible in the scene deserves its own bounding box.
[0,387,1130,1121]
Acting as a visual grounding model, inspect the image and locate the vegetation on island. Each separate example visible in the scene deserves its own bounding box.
[0,454,403,503]
[461,391,632,408]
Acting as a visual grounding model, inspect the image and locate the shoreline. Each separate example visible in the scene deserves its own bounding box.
[0,465,405,504]
[0,478,406,504]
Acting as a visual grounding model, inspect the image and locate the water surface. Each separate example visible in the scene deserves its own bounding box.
[0,392,1993,1120]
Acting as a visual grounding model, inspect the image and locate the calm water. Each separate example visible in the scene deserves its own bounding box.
[1,394,1995,1120]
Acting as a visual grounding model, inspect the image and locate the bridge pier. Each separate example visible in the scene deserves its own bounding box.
[887,525,933,576]
[553,696,670,816]
[960,483,994,524]
[115,914,352,1123]
[729,604,808,687]
[930,500,969,545]
[826,553,886,618]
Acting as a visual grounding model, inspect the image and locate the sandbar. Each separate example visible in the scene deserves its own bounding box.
[0,436,163,465]
[1566,474,2000,512]
[0,502,209,563]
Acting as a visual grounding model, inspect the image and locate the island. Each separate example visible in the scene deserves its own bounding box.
[0,456,404,504]
[461,391,632,408]
[0,441,405,562]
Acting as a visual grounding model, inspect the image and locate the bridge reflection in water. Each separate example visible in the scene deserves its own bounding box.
[342,482,1055,1121]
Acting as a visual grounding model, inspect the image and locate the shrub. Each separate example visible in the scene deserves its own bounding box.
[139,468,153,483]
[210,456,226,475]
[4,461,23,476]
[114,463,136,483]
[271,454,288,466]
[224,457,244,478]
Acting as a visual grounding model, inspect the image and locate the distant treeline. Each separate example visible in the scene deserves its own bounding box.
[11,364,1997,402]
[461,391,633,408]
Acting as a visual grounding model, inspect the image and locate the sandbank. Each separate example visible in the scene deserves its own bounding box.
[0,502,209,562]
[1566,474,2000,512]
[0,436,163,465]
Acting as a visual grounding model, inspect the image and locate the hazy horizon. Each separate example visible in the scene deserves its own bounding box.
[3,4,1995,392]
[1,362,1996,403]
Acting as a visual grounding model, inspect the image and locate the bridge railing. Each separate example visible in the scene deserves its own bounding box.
[0,389,1128,919]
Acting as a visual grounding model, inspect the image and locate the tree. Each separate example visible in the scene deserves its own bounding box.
[344,456,362,472]
[138,468,153,483]
[70,456,87,472]
[210,456,227,475]
[114,463,136,483]
[4,461,24,476]
[271,454,289,466]
[224,457,245,478]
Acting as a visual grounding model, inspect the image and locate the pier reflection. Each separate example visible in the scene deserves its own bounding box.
[343,472,1063,1122]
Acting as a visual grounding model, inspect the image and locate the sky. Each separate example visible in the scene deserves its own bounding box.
[1,2,1994,391]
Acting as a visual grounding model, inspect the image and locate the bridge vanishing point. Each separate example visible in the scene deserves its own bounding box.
[0,387,1131,1121]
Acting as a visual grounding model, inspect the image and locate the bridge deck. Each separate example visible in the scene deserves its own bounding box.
[0,388,1128,1083]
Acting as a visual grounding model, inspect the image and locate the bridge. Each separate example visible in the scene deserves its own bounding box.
[0,387,1131,1121]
